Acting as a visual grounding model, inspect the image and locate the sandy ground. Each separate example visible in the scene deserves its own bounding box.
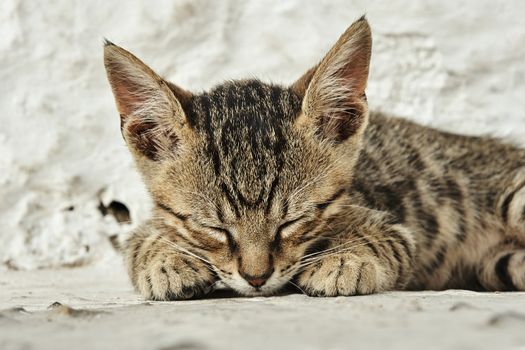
[1,260,525,350]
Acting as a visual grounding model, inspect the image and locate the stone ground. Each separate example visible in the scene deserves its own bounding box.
[1,260,525,350]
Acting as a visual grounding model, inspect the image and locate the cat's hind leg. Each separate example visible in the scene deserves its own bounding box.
[478,245,525,291]
[481,167,525,290]
[498,167,525,232]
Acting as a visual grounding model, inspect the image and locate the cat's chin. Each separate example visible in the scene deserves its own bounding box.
[235,287,282,297]
[237,289,270,297]
[223,278,287,297]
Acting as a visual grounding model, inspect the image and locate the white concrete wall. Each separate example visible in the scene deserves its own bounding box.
[1,0,524,269]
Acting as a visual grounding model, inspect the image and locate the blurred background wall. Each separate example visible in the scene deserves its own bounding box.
[1,0,524,269]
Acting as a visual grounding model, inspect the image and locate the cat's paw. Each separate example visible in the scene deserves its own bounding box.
[297,253,384,296]
[136,253,217,301]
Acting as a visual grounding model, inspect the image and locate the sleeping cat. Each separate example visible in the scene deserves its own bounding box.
[104,16,525,300]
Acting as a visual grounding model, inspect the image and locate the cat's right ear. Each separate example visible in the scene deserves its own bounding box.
[104,40,192,161]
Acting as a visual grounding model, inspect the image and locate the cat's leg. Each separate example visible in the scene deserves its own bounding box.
[477,245,525,291]
[296,216,416,296]
[125,223,218,300]
[478,167,525,291]
[498,167,525,231]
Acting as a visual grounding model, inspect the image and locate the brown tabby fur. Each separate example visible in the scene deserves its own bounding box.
[104,17,525,300]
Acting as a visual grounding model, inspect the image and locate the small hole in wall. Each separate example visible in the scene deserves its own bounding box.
[108,234,121,251]
[98,200,131,224]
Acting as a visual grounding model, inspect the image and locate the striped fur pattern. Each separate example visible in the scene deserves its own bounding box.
[104,17,525,300]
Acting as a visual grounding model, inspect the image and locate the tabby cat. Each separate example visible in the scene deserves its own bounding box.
[104,17,525,300]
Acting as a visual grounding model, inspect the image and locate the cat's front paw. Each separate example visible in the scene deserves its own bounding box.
[135,253,217,301]
[297,253,385,296]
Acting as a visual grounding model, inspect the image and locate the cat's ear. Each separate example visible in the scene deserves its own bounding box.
[104,41,192,160]
[292,16,371,144]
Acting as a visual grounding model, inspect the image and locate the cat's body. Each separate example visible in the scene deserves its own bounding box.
[104,17,525,300]
[355,113,525,291]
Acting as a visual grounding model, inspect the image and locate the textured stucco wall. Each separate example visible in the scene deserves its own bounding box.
[1,0,524,269]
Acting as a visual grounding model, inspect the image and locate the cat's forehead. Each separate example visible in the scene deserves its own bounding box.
[181,80,304,209]
[185,79,301,129]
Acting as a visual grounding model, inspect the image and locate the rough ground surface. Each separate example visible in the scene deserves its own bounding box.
[1,259,525,350]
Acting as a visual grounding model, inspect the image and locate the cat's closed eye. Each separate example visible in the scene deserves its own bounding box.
[275,216,306,240]
[202,225,232,244]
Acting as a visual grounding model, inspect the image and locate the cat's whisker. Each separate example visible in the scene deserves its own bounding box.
[296,236,406,270]
[309,233,408,262]
[157,236,217,270]
[208,279,223,292]
[300,233,383,260]
[332,203,388,215]
[300,238,365,261]
[287,279,308,296]
[158,246,217,275]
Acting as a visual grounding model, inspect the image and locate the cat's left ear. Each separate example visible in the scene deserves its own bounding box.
[292,16,371,144]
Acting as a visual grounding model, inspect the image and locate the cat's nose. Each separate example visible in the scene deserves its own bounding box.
[239,269,274,288]
[246,277,267,288]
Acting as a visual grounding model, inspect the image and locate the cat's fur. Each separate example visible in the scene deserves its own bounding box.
[104,17,525,300]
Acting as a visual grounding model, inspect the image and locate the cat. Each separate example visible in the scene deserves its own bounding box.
[104,16,525,300]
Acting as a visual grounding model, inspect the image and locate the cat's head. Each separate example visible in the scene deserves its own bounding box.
[104,17,371,296]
